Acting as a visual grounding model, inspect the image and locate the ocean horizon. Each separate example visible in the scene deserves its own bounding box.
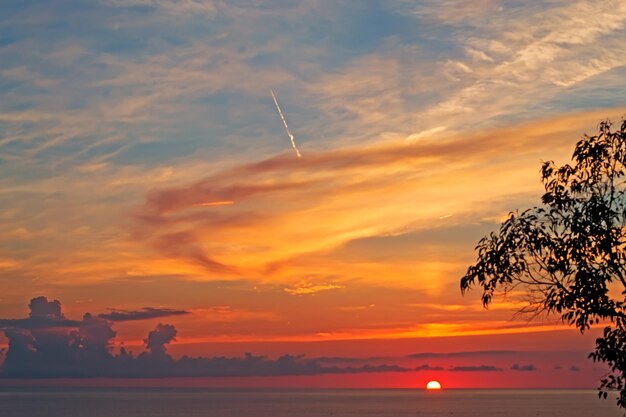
[0,387,621,417]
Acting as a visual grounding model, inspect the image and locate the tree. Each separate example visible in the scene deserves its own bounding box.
[460,119,626,410]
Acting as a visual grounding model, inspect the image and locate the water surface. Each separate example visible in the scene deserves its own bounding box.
[0,388,621,417]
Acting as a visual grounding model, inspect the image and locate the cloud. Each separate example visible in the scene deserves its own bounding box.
[0,0,625,366]
[98,307,190,322]
[0,296,81,330]
[104,0,220,16]
[0,258,20,271]
[284,283,344,296]
[150,231,237,274]
[310,351,515,366]
[161,355,412,378]
[511,363,537,372]
[390,0,626,139]
[407,350,517,359]
[0,0,626,302]
[570,365,581,372]
[0,297,414,378]
[1,312,117,378]
[414,364,444,371]
[191,306,280,323]
[3,0,626,346]
[0,297,190,330]
[29,296,63,319]
[144,323,177,356]
[400,0,500,25]
[133,111,620,293]
[449,365,503,372]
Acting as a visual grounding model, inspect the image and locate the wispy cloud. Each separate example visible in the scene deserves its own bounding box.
[104,0,221,16]
[191,306,280,323]
[98,307,190,322]
[134,111,621,293]
[284,283,344,296]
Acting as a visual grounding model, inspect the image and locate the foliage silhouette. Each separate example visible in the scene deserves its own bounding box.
[461,119,626,410]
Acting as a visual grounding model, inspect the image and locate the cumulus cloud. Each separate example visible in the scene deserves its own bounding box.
[511,363,537,372]
[1,312,117,378]
[144,323,177,356]
[98,307,190,322]
[0,296,81,330]
[0,297,413,378]
[29,296,63,319]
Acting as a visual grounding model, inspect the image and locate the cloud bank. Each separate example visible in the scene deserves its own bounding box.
[449,365,502,372]
[0,297,412,378]
[0,297,594,379]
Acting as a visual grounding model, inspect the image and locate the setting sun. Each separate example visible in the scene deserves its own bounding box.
[426,381,442,390]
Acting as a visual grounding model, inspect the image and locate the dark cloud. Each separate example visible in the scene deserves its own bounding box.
[1,312,117,378]
[414,364,444,371]
[29,297,63,319]
[570,365,581,372]
[0,317,81,330]
[449,365,503,372]
[554,366,562,370]
[0,296,81,330]
[408,351,516,359]
[282,351,519,372]
[0,297,413,378]
[305,351,515,366]
[98,307,189,322]
[145,323,177,356]
[511,363,537,372]
[315,356,386,364]
[145,355,412,378]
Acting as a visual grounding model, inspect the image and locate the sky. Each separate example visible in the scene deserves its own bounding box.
[1,0,626,388]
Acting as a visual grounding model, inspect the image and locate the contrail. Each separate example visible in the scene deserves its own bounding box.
[270,89,301,158]
[194,201,234,207]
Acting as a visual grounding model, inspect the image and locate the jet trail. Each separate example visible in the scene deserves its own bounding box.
[270,89,301,158]
[195,201,234,207]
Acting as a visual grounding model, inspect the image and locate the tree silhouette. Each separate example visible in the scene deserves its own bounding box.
[460,119,626,410]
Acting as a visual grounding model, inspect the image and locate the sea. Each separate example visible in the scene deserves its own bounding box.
[0,388,622,417]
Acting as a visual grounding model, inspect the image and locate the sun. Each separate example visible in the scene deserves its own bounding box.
[426,380,442,390]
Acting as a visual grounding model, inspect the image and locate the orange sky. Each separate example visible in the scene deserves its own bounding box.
[2,0,626,387]
[0,112,622,386]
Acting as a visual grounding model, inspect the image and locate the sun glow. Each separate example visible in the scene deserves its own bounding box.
[426,380,442,390]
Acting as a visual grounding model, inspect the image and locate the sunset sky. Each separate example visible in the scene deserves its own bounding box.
[1,0,626,388]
